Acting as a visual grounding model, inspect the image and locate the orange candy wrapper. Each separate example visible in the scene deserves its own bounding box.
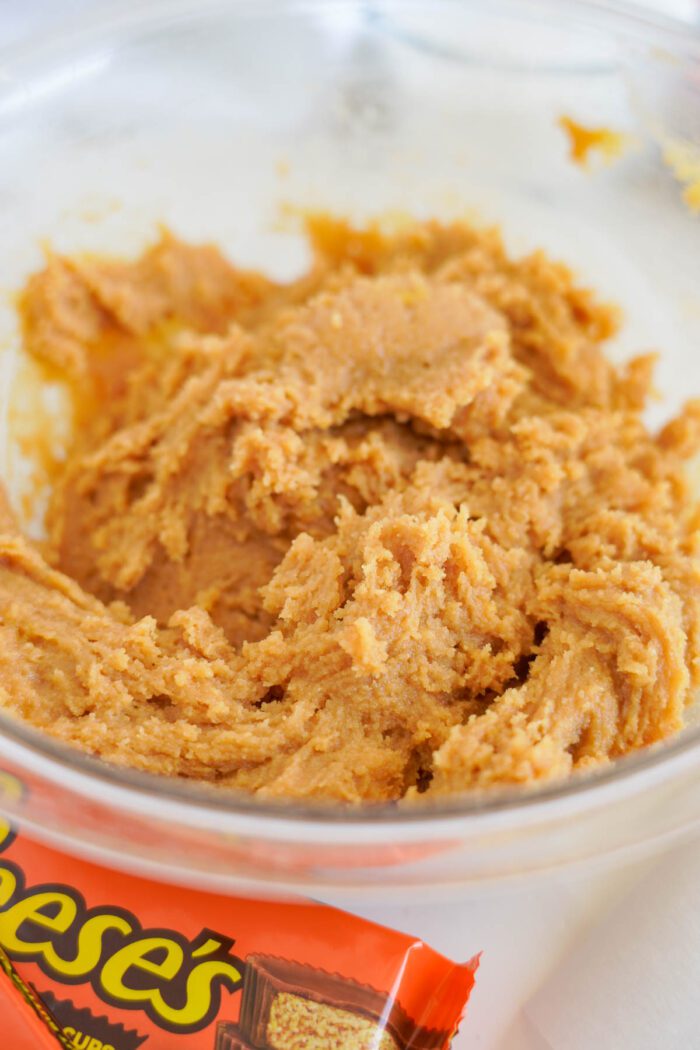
[0,820,479,1050]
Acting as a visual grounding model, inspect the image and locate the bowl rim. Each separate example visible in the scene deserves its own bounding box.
[0,0,698,81]
[0,0,699,835]
[0,702,699,837]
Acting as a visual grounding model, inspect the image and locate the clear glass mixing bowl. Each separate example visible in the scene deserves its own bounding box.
[0,0,698,900]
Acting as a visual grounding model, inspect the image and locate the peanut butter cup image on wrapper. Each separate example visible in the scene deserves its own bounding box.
[236,955,449,1050]
[215,1024,254,1050]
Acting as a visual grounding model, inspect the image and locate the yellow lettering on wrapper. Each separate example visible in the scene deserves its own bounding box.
[0,865,16,907]
[0,890,76,953]
[158,955,245,1027]
[0,772,23,849]
[99,934,244,1027]
[0,838,244,1032]
[44,912,133,977]
[100,935,184,1002]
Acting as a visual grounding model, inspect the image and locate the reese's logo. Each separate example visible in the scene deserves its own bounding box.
[0,831,244,1034]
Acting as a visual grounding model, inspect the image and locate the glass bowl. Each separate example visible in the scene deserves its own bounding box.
[0,0,698,900]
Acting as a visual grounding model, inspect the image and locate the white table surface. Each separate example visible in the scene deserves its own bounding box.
[2,3,699,1048]
[321,852,661,1049]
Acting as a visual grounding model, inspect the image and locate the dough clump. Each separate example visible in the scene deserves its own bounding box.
[2,216,699,802]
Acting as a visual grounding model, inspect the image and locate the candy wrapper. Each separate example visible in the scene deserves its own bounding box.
[0,814,479,1049]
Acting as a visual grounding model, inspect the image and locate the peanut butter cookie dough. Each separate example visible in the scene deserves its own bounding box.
[1,216,698,802]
